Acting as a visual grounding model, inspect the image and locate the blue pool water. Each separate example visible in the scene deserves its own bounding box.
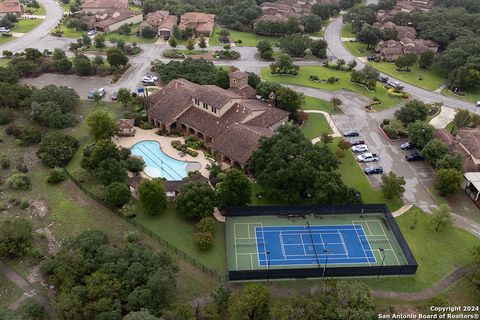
[130,140,189,181]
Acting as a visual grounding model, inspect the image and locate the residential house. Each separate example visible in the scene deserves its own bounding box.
[88,9,143,33]
[82,0,128,14]
[395,0,433,12]
[462,172,480,208]
[0,0,24,18]
[178,12,215,37]
[139,10,178,38]
[257,0,339,24]
[147,72,289,167]
[434,128,480,172]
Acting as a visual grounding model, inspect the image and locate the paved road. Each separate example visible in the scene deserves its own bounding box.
[324,16,477,113]
[0,0,64,53]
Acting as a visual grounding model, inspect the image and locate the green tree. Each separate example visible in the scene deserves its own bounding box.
[82,34,92,47]
[310,39,328,58]
[123,310,159,320]
[430,204,454,232]
[256,81,282,100]
[436,153,464,172]
[303,14,322,33]
[95,158,127,185]
[394,100,428,125]
[117,88,132,105]
[107,48,128,67]
[168,37,177,48]
[87,110,118,141]
[138,178,167,215]
[228,283,270,320]
[357,25,380,49]
[395,53,417,71]
[216,169,251,207]
[73,54,92,75]
[199,36,207,49]
[175,182,216,220]
[450,109,472,133]
[434,168,462,196]
[212,285,231,318]
[419,50,434,69]
[126,156,145,174]
[105,182,131,207]
[275,86,304,116]
[269,53,299,75]
[381,172,406,199]
[421,139,449,165]
[119,23,131,35]
[0,217,33,257]
[31,84,80,113]
[186,38,195,52]
[407,120,434,149]
[279,34,312,58]
[256,40,272,56]
[95,35,105,48]
[37,133,78,167]
[247,72,261,89]
[16,298,47,320]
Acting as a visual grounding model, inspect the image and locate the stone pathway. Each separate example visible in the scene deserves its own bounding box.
[429,106,456,129]
[213,208,225,222]
[391,204,413,217]
[371,266,473,301]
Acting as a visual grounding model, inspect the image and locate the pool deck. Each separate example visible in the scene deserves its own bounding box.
[115,128,211,179]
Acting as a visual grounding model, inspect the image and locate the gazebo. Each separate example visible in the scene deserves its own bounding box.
[117,119,136,137]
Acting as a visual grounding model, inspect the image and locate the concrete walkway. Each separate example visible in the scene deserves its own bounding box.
[371,266,472,301]
[429,106,456,129]
[213,208,225,222]
[391,204,413,217]
[303,109,342,142]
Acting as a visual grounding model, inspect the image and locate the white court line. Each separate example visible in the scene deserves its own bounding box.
[375,220,401,265]
[299,233,307,255]
[279,232,286,257]
[233,223,239,270]
[259,256,378,262]
[338,231,349,256]
[352,224,371,266]
[283,242,344,246]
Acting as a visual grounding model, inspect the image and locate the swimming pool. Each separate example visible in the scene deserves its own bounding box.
[130,140,193,181]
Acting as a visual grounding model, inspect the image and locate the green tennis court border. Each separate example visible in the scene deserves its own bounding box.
[225,204,417,281]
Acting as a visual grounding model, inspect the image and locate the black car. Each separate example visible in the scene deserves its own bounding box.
[364,166,383,175]
[400,142,416,150]
[343,130,359,137]
[350,140,366,146]
[406,151,424,161]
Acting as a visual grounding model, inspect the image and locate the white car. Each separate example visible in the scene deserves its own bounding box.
[351,144,368,153]
[87,29,97,36]
[97,88,106,97]
[141,75,158,84]
[0,27,10,33]
[356,153,379,162]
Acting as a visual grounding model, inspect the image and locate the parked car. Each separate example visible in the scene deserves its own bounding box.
[387,80,404,90]
[141,75,158,84]
[0,27,10,33]
[97,88,106,97]
[87,30,97,36]
[378,75,389,83]
[357,153,379,162]
[110,90,118,101]
[367,55,379,62]
[87,91,95,99]
[87,88,106,99]
[351,144,368,153]
[350,140,365,146]
[343,130,359,137]
[364,166,383,175]
[400,142,416,150]
[406,151,424,162]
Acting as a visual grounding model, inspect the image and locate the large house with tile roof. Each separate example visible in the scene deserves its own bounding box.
[178,12,215,37]
[434,128,480,172]
[147,71,289,167]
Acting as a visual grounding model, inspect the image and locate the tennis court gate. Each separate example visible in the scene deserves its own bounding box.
[226,204,418,281]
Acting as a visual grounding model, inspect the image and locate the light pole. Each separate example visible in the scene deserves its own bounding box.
[266,250,271,284]
[377,248,385,280]
[322,243,328,281]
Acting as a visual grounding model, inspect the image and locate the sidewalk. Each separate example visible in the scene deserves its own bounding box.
[429,106,456,129]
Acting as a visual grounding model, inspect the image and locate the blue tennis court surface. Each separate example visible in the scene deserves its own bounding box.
[255,225,377,266]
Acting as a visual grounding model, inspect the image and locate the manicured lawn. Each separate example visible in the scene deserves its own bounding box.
[301,113,332,139]
[303,96,344,114]
[312,29,324,38]
[178,49,209,55]
[12,18,43,33]
[128,4,142,11]
[368,61,446,91]
[363,206,480,292]
[442,87,480,104]
[61,2,70,12]
[105,23,156,44]
[209,26,280,47]
[0,273,22,307]
[343,41,374,57]
[54,23,85,38]
[26,5,46,15]
[261,66,404,110]
[341,23,356,38]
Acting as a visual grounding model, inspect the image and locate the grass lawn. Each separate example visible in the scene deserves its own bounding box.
[105,23,156,44]
[368,61,446,91]
[341,23,356,38]
[128,4,143,11]
[54,23,85,38]
[209,26,280,47]
[312,29,324,38]
[0,273,23,307]
[442,87,480,104]
[178,49,209,55]
[12,18,43,33]
[363,206,480,292]
[301,113,333,139]
[303,96,344,114]
[343,41,374,57]
[61,2,70,12]
[261,66,404,110]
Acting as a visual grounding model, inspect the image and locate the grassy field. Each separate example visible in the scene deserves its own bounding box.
[261,66,404,110]
[368,61,446,91]
[54,23,85,38]
[442,87,480,104]
[343,41,374,57]
[0,273,23,307]
[341,23,356,38]
[105,23,156,44]
[303,96,344,114]
[363,206,480,292]
[13,18,43,34]
[209,26,280,47]
[300,113,333,139]
[178,49,209,55]
[27,5,46,15]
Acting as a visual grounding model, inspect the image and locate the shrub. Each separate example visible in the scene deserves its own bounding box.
[0,217,33,257]
[7,173,32,191]
[171,140,182,150]
[119,200,137,218]
[37,133,78,168]
[16,163,28,173]
[163,49,185,59]
[124,230,139,243]
[1,155,10,169]
[0,108,14,125]
[194,231,214,250]
[105,182,131,207]
[196,217,215,233]
[19,199,29,209]
[175,182,216,220]
[186,149,198,157]
[19,127,44,145]
[47,168,67,184]
[434,168,462,196]
[5,125,22,138]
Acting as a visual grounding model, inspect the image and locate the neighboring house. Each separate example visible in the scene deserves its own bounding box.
[395,0,433,12]
[139,10,177,37]
[82,0,128,14]
[89,9,143,33]
[178,12,215,37]
[434,128,480,172]
[257,0,339,24]
[147,71,289,167]
[0,0,24,18]
[462,172,480,208]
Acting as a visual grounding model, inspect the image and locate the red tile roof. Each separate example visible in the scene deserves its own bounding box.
[178,12,215,34]
[0,0,23,15]
[82,0,128,10]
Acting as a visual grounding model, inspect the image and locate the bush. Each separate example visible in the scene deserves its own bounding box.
[105,182,131,207]
[434,168,462,196]
[37,133,78,168]
[171,140,182,150]
[194,231,214,250]
[0,217,33,257]
[0,108,13,124]
[175,182,216,220]
[5,125,22,138]
[47,167,67,184]
[7,173,31,191]
[119,200,137,218]
[1,155,10,169]
[163,49,185,59]
[124,230,139,243]
[196,217,215,233]
[19,127,43,145]
[19,199,30,209]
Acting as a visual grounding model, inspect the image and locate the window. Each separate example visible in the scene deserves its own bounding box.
[211,107,217,114]
[194,99,199,105]
[202,102,208,109]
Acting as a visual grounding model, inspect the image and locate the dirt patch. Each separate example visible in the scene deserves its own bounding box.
[21,147,40,168]
[36,223,60,254]
[189,51,214,60]
[29,198,49,218]
[27,265,42,283]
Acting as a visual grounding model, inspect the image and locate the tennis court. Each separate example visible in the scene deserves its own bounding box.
[227,213,407,272]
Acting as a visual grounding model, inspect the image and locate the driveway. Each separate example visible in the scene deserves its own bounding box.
[21,74,111,99]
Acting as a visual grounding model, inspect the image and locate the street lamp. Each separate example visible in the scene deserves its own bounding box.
[256,193,262,206]
[266,250,271,284]
[322,243,328,281]
[377,248,385,280]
